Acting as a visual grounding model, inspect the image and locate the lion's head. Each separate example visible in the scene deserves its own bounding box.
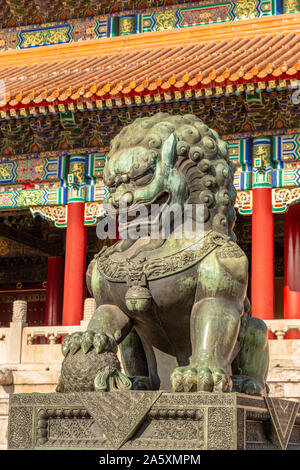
[103,112,237,239]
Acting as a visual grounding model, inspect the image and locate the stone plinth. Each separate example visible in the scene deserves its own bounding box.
[7,392,300,450]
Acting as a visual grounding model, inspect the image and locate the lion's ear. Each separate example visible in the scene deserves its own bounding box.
[161,132,177,167]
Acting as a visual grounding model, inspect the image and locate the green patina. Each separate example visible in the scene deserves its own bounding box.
[57,112,269,396]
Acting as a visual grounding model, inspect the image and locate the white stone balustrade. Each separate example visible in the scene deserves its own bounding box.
[265,319,300,340]
[0,303,300,450]
[83,297,96,324]
[25,325,84,346]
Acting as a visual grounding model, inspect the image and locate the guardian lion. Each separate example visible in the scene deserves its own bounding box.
[57,112,269,395]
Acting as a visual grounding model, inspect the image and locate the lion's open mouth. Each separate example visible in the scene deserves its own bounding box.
[118,191,170,228]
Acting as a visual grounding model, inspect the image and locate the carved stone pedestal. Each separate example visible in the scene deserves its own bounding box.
[7,392,300,450]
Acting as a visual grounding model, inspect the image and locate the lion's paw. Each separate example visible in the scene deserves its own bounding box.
[62,330,117,357]
[198,367,232,392]
[231,375,268,396]
[171,365,232,393]
[170,366,197,392]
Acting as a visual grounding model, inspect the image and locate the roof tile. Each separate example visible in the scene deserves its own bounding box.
[0,30,299,109]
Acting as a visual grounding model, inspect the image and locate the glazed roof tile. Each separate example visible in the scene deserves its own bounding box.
[0,27,299,109]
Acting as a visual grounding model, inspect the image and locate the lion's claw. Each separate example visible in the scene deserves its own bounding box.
[171,365,232,393]
[61,330,117,357]
[94,332,117,354]
[69,331,83,355]
[197,367,214,392]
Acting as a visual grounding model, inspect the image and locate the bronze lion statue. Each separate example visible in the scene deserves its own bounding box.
[57,112,269,395]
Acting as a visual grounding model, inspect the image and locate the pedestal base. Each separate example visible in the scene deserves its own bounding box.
[7,391,300,450]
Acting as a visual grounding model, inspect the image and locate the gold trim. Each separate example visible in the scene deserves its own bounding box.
[0,288,47,294]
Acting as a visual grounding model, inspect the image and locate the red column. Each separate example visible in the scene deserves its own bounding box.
[45,257,64,326]
[114,216,119,242]
[62,202,87,325]
[284,203,300,339]
[251,188,274,325]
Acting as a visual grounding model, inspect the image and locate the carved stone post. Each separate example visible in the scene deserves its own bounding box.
[81,298,96,328]
[6,301,27,364]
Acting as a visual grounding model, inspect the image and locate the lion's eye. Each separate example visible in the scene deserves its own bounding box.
[134,169,154,186]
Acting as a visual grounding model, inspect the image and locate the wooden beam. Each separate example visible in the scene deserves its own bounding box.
[0,223,60,257]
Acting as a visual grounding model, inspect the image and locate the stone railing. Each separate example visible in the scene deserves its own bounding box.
[1,303,300,449]
[0,298,96,366]
[265,319,300,340]
[1,301,300,364]
[1,302,300,365]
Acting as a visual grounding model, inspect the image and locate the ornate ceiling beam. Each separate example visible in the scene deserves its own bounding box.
[0,221,61,256]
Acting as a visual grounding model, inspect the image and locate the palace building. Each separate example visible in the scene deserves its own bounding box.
[0,0,299,449]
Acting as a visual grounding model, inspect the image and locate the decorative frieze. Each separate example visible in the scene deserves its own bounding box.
[0,187,67,209]
[272,188,300,213]
[0,133,298,213]
[273,169,300,188]
[0,90,299,153]
[17,25,74,49]
[273,134,300,168]
[30,202,106,227]
[283,0,300,13]
[119,15,138,36]
[235,190,253,215]
[252,137,273,188]
[0,1,282,52]
[141,1,279,32]
[227,139,251,170]
[67,155,87,203]
[0,16,111,51]
[29,206,68,228]
[0,156,66,185]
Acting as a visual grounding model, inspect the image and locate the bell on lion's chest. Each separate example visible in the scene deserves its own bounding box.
[125,284,152,313]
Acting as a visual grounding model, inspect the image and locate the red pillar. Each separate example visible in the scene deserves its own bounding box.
[284,203,300,339]
[251,188,274,324]
[115,216,120,242]
[62,202,87,326]
[45,257,64,326]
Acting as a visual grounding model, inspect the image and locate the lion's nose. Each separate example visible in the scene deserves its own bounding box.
[119,192,133,205]
[113,191,134,207]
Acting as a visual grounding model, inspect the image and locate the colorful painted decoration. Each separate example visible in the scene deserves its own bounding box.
[273,134,300,168]
[0,187,66,209]
[141,1,279,32]
[272,188,300,213]
[0,90,299,157]
[30,205,68,228]
[252,137,273,188]
[0,132,299,213]
[30,202,106,227]
[0,0,282,51]
[0,157,66,185]
[282,0,300,13]
[235,190,253,214]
